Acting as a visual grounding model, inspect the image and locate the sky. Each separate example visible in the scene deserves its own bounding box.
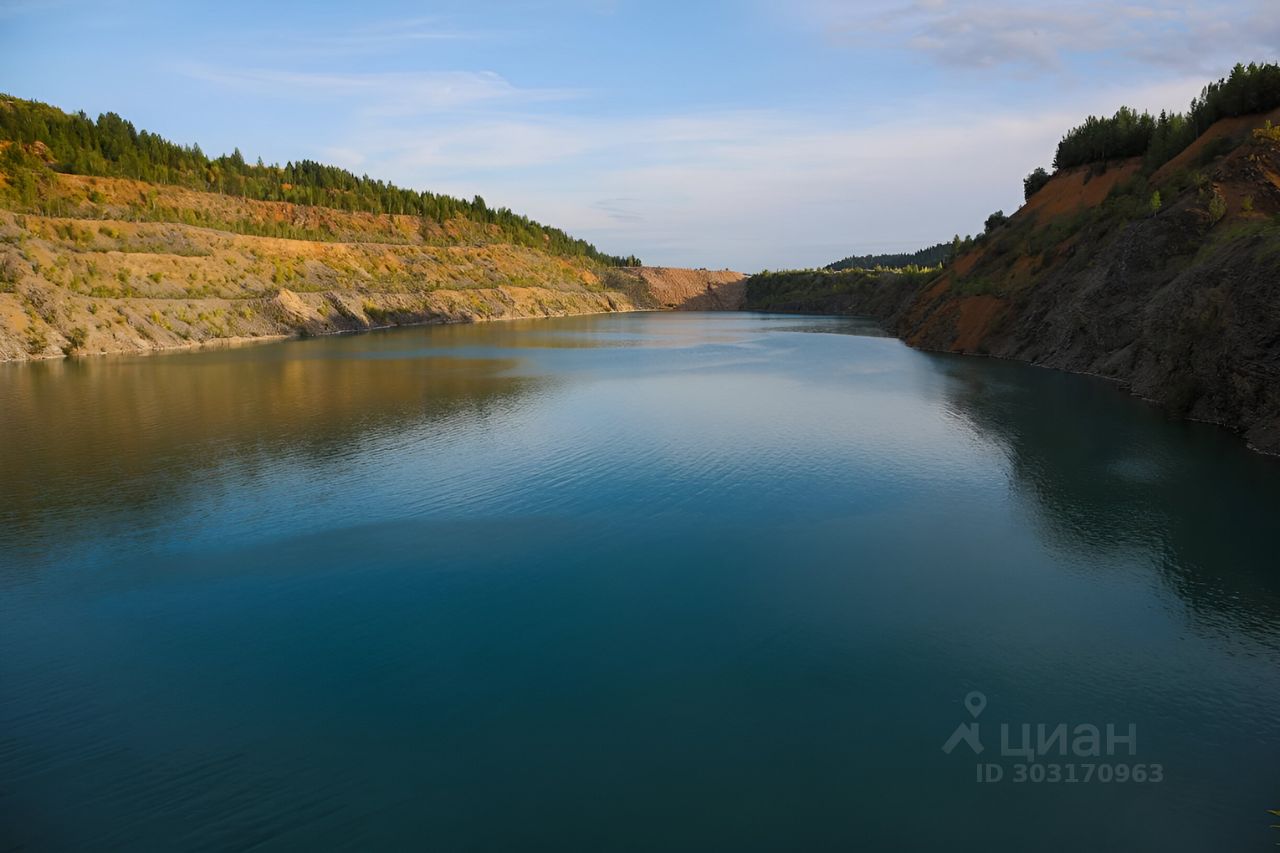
[2,0,1277,270]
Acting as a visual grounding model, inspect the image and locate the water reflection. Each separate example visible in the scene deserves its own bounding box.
[933,352,1280,642]
[0,313,888,560]
[0,341,538,562]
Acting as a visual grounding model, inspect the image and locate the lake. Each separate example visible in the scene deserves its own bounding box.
[1,311,1278,851]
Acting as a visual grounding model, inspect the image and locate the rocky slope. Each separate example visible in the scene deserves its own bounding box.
[0,173,741,361]
[603,266,746,310]
[746,109,1280,454]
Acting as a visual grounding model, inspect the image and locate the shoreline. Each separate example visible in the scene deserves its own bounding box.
[9,299,1278,461]
[0,300,647,364]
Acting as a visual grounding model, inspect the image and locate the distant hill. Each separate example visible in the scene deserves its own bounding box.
[824,241,949,271]
[746,62,1280,454]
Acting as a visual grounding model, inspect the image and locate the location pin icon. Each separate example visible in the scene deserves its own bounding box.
[964,691,987,718]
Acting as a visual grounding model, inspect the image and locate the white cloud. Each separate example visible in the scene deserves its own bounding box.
[805,0,1279,75]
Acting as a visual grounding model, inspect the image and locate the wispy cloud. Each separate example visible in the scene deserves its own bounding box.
[807,0,1279,75]
[180,66,582,114]
[260,15,502,59]
[592,198,645,224]
[304,15,490,46]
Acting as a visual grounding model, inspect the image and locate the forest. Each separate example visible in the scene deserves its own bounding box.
[1052,62,1280,171]
[0,94,639,266]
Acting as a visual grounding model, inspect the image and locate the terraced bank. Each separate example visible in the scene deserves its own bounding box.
[0,174,742,360]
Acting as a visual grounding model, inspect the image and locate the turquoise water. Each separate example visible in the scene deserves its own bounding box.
[1,312,1278,851]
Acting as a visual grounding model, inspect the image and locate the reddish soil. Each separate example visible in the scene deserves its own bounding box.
[1018,160,1142,224]
[1151,106,1280,184]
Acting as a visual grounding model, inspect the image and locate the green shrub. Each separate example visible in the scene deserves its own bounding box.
[24,325,47,354]
[1208,191,1227,224]
[1023,167,1051,201]
[1254,121,1280,144]
[0,253,20,288]
[61,326,88,355]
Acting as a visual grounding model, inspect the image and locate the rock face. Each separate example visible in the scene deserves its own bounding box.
[0,177,743,361]
[0,280,640,363]
[603,267,747,310]
[746,110,1280,454]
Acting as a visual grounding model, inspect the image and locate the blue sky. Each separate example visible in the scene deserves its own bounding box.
[2,0,1277,269]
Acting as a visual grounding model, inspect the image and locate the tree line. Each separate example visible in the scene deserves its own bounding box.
[1052,62,1280,171]
[0,94,640,266]
[824,241,951,272]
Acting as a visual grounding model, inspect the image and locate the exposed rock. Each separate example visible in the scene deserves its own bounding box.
[603,267,746,310]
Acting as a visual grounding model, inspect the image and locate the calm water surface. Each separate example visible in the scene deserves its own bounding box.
[1,312,1278,851]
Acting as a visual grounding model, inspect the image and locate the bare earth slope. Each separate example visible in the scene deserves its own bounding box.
[0,174,741,360]
[603,266,746,310]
